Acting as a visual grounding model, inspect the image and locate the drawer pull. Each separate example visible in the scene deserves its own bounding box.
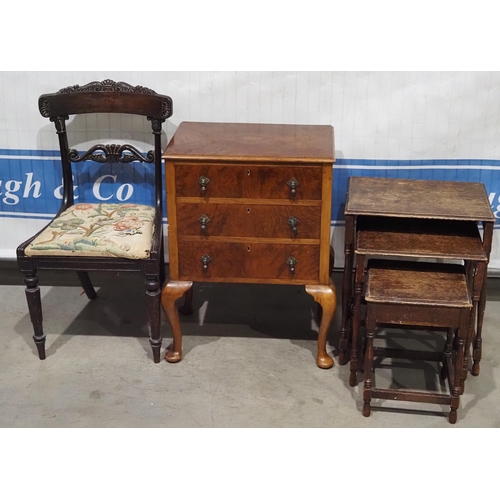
[198,175,210,195]
[286,256,297,275]
[198,214,211,234]
[287,177,299,197]
[287,216,299,237]
[200,254,212,272]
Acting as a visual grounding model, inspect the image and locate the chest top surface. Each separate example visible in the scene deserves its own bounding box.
[163,121,335,163]
[345,176,495,222]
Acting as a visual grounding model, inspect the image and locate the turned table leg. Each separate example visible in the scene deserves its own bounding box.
[472,275,487,376]
[305,278,337,369]
[161,280,193,363]
[349,254,365,387]
[473,221,494,376]
[339,215,354,365]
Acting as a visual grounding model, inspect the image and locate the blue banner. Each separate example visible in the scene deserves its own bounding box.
[0,152,499,229]
[0,150,162,220]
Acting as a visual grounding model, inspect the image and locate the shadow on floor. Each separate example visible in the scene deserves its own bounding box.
[5,261,342,365]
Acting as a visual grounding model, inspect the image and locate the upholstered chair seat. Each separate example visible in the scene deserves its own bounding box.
[26,203,156,259]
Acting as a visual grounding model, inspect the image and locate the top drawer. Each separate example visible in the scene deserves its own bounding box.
[173,163,323,200]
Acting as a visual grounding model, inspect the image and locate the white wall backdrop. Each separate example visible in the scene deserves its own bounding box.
[1,71,499,270]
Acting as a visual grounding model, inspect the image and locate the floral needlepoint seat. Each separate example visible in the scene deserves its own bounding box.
[26,203,156,259]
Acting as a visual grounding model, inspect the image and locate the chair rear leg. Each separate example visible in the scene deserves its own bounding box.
[77,271,97,299]
[146,274,162,363]
[23,273,46,360]
[159,242,166,287]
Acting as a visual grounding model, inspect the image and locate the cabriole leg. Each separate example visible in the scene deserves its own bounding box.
[161,280,193,363]
[305,278,337,369]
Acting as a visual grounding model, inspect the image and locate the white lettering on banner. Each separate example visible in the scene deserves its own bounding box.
[0,173,43,205]
[93,174,134,201]
[2,180,22,204]
[54,176,79,200]
[489,193,500,219]
[93,174,116,201]
[23,173,42,199]
[54,175,134,202]
[116,183,133,201]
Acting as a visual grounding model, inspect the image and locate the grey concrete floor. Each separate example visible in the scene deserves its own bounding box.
[1,261,499,428]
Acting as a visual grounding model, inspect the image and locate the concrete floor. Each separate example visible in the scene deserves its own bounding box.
[1,260,499,428]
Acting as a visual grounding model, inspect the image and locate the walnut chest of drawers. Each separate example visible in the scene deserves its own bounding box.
[161,121,337,368]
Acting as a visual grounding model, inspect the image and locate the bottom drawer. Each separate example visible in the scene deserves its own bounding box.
[177,241,320,282]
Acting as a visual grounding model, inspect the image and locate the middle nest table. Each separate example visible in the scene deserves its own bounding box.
[161,121,337,368]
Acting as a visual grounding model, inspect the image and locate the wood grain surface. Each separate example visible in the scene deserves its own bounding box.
[174,163,323,200]
[345,176,495,221]
[163,121,335,163]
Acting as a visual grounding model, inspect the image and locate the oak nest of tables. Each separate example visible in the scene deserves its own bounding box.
[340,176,494,390]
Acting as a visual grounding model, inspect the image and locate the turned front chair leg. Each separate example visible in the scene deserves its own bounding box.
[23,273,46,360]
[305,278,337,369]
[161,280,193,363]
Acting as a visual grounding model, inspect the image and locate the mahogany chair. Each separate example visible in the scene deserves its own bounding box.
[16,79,173,363]
[362,259,472,424]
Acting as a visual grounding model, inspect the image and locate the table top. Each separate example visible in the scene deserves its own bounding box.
[163,121,335,163]
[345,176,495,222]
[356,217,488,261]
[366,260,471,308]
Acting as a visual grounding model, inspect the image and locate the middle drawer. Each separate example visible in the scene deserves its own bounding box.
[176,203,322,239]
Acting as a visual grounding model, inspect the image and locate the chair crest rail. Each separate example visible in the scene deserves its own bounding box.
[38,79,173,121]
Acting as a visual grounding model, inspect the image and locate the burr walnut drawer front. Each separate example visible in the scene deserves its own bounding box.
[176,203,322,239]
[177,241,320,282]
[174,163,323,200]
